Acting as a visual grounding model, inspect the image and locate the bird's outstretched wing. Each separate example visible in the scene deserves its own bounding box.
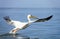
[3,16,11,22]
[35,15,53,22]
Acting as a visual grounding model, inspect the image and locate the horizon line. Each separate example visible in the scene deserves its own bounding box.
[0,7,60,9]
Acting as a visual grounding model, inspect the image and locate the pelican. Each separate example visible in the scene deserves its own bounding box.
[3,14,53,34]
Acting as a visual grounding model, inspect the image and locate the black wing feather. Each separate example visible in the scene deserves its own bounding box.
[3,16,11,22]
[35,15,53,22]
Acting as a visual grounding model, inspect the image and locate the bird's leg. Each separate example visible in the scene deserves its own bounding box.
[9,28,20,34]
[12,28,20,33]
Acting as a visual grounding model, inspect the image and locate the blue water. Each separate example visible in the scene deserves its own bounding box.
[0,8,60,39]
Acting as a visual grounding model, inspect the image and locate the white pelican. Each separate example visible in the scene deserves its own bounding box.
[3,14,53,34]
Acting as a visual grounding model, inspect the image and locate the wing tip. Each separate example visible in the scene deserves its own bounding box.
[35,15,53,22]
[46,15,53,20]
[3,16,11,21]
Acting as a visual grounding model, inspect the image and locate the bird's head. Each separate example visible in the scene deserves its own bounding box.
[27,14,32,18]
[27,14,39,19]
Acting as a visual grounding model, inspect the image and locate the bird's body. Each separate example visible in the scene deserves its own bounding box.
[10,20,28,29]
[3,14,53,34]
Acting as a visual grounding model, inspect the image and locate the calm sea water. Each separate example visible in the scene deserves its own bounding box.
[0,8,60,39]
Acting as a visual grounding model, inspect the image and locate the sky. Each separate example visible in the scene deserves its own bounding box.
[0,0,60,8]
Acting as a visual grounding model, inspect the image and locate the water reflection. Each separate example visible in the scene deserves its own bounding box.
[0,33,30,39]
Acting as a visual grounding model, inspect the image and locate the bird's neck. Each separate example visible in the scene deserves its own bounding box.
[28,17,31,22]
[28,18,34,25]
